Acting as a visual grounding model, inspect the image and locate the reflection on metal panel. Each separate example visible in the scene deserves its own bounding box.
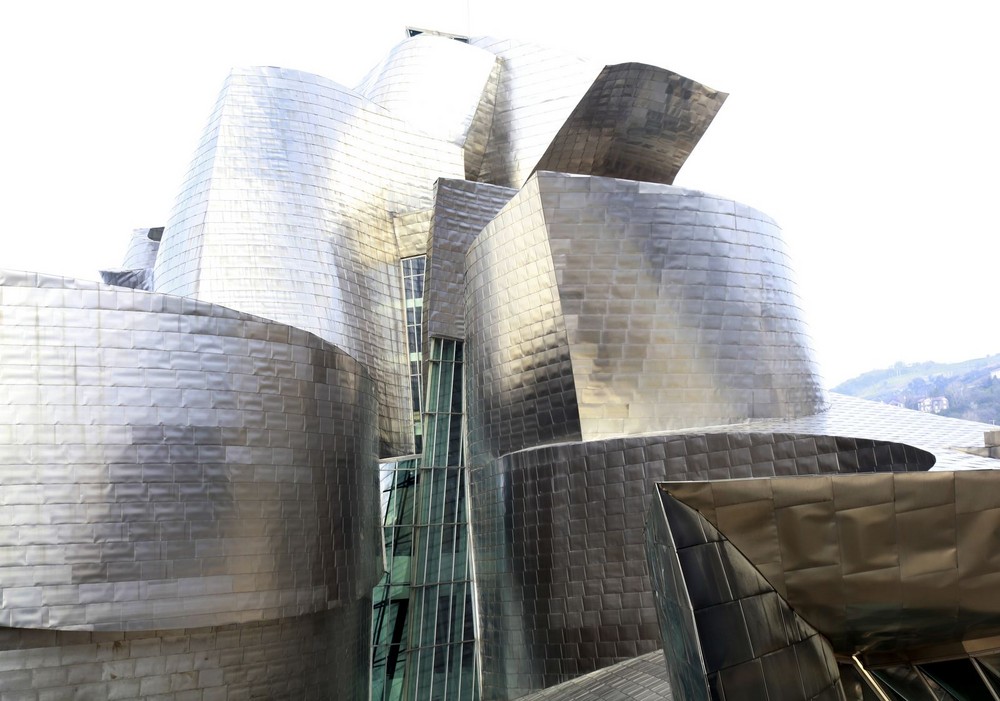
[514,651,674,701]
[424,179,516,342]
[0,270,380,698]
[713,392,1000,471]
[0,599,373,700]
[100,227,162,290]
[534,63,727,185]
[153,66,464,457]
[470,37,603,187]
[649,487,845,701]
[32,27,1000,701]
[470,431,924,699]
[357,34,500,177]
[465,172,827,467]
[662,472,1000,664]
[0,270,381,630]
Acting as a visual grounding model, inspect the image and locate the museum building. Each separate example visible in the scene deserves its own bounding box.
[1,28,999,701]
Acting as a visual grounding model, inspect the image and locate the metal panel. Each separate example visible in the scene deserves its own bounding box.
[356,34,500,179]
[465,172,828,468]
[152,66,465,457]
[0,598,373,700]
[0,270,381,632]
[469,431,923,699]
[662,472,1000,664]
[647,488,845,701]
[533,63,727,185]
[513,651,674,701]
[424,179,516,342]
[470,37,603,188]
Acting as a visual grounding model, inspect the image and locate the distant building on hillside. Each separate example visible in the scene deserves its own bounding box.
[918,396,950,413]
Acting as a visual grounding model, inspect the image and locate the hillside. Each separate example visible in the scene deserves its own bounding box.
[833,354,1000,425]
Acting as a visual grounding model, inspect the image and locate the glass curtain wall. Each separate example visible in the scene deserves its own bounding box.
[373,255,427,700]
[402,256,425,453]
[374,258,478,700]
[406,338,479,701]
[372,457,419,700]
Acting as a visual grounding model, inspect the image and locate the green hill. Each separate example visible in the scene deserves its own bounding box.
[833,354,1000,425]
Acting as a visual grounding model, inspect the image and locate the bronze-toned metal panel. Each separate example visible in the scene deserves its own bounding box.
[663,471,1000,663]
[648,486,845,701]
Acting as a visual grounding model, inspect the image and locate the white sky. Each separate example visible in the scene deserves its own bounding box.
[1,0,997,385]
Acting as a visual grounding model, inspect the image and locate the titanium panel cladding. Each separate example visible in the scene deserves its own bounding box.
[648,488,844,701]
[514,651,674,701]
[465,172,827,466]
[664,472,1000,663]
[469,37,603,187]
[470,431,927,699]
[356,34,501,178]
[0,599,373,700]
[153,66,464,457]
[0,271,381,631]
[533,63,727,185]
[424,179,516,343]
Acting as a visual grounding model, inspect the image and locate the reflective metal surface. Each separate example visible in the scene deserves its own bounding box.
[648,483,844,701]
[715,392,1000,471]
[0,600,373,700]
[469,430,930,699]
[99,227,162,291]
[357,35,500,180]
[0,270,381,697]
[9,28,1000,701]
[662,471,1000,664]
[424,179,515,342]
[534,63,727,185]
[514,651,674,701]
[465,172,827,467]
[469,37,603,188]
[152,66,465,457]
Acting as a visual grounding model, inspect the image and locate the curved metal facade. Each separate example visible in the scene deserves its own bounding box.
[356,35,501,180]
[468,37,602,188]
[18,28,1000,701]
[0,270,380,697]
[465,172,827,466]
[470,431,932,699]
[153,66,464,457]
[533,63,727,185]
[650,471,1000,700]
[664,472,1000,661]
[647,488,842,701]
[514,651,674,701]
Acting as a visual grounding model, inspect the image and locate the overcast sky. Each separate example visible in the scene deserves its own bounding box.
[1,1,996,385]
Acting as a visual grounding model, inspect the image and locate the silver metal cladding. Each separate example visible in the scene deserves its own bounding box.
[464,172,827,468]
[356,34,501,179]
[0,270,381,632]
[424,179,516,343]
[152,66,465,458]
[469,430,929,699]
[533,63,727,185]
